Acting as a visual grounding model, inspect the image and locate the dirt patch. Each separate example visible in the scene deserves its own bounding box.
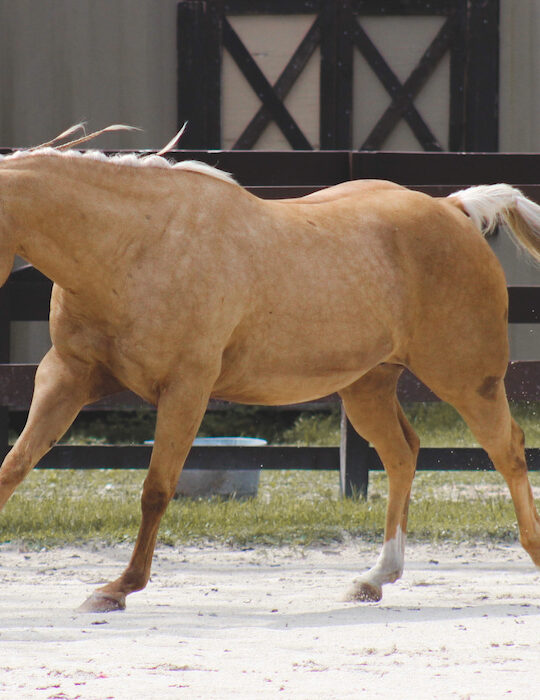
[0,540,539,699]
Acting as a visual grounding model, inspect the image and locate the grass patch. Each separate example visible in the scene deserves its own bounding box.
[2,401,539,548]
[1,468,538,548]
[278,401,540,448]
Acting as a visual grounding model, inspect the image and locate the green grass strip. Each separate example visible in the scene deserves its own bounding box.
[1,470,534,548]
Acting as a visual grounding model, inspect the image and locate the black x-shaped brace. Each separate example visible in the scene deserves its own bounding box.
[223,16,315,150]
[224,11,458,151]
[357,14,458,150]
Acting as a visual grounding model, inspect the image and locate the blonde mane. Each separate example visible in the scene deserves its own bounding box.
[0,123,237,186]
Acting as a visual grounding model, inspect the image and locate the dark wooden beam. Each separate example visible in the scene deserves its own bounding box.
[349,1,459,16]
[350,152,540,187]
[340,406,370,498]
[462,0,500,151]
[1,360,539,411]
[10,444,537,474]
[177,0,223,148]
[223,0,322,14]
[320,0,354,149]
[17,444,340,472]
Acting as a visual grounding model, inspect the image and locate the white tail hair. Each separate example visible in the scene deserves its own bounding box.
[449,184,540,265]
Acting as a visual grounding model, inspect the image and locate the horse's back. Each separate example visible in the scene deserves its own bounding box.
[277,178,405,205]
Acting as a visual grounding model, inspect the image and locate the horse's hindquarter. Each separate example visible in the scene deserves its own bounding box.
[213,187,509,405]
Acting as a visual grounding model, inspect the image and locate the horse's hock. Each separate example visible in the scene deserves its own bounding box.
[174,437,266,499]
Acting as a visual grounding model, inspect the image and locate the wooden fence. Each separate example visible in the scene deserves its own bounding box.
[0,151,538,496]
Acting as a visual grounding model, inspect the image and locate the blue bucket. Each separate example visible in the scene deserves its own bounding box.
[175,437,267,498]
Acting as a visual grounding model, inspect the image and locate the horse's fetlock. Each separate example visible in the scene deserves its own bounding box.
[519,531,540,566]
[121,570,149,594]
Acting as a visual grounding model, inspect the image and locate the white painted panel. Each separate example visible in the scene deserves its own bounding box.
[500,0,540,152]
[353,49,392,149]
[0,2,538,152]
[0,0,178,149]
[488,230,539,286]
[357,15,446,82]
[508,325,538,362]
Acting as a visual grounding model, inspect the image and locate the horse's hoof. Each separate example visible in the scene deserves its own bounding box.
[77,591,126,613]
[343,579,382,603]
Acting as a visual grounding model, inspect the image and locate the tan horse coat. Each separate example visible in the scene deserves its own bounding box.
[0,146,539,611]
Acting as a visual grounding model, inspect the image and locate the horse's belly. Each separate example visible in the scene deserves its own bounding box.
[212,334,395,405]
[211,370,364,405]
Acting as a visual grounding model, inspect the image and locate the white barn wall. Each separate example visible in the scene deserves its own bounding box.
[2,1,538,153]
[500,0,540,153]
[0,0,178,150]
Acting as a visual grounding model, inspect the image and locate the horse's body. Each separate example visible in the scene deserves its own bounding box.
[0,145,539,612]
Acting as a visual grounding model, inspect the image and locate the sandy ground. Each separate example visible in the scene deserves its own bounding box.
[0,540,539,700]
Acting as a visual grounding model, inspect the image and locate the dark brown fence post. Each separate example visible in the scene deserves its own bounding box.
[320,0,353,149]
[450,0,499,151]
[340,404,370,498]
[177,0,222,148]
[463,0,499,151]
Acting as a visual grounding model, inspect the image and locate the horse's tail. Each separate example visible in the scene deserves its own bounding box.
[448,184,540,265]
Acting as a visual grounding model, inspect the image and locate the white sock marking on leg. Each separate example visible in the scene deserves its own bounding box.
[359,525,405,588]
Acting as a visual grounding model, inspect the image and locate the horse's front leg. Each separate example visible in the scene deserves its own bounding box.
[78,373,214,613]
[0,348,99,509]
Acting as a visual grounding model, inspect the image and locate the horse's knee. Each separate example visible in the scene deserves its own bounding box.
[141,485,171,516]
[385,462,416,501]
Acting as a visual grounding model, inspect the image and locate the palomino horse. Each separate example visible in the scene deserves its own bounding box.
[0,128,539,612]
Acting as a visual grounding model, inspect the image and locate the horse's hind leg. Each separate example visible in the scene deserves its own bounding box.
[339,364,420,602]
[441,379,540,566]
[410,303,540,568]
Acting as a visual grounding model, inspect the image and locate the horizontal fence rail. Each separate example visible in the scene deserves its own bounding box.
[0,361,539,409]
[0,150,538,496]
[0,444,537,474]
